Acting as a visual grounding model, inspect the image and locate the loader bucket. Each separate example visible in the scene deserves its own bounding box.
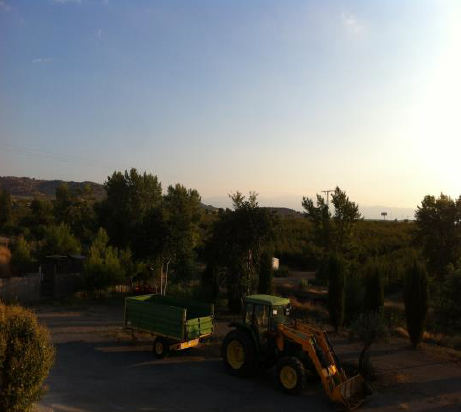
[331,374,369,411]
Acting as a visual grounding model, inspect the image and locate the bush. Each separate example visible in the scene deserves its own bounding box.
[327,254,346,332]
[404,259,429,348]
[0,302,55,412]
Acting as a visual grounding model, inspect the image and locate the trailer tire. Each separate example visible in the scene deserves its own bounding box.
[153,337,169,359]
[275,356,306,395]
[222,329,256,377]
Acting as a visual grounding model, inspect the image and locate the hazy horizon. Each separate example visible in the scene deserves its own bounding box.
[1,1,460,211]
[0,173,415,219]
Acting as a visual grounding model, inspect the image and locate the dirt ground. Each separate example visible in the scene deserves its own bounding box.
[32,300,461,412]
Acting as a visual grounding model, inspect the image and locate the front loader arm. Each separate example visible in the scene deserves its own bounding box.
[278,324,368,410]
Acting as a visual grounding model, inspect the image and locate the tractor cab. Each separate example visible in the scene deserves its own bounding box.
[243,294,291,334]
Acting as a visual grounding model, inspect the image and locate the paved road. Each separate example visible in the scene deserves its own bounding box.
[34,302,461,412]
[34,303,331,412]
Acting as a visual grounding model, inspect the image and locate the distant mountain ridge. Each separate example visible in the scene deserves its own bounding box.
[0,176,415,219]
[0,176,106,200]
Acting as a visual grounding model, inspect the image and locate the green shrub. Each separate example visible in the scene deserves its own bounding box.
[0,302,55,412]
[327,254,346,332]
[404,259,429,348]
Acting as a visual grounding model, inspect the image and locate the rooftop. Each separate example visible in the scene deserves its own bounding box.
[245,294,290,306]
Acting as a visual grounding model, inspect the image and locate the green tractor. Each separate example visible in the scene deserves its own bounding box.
[222,294,369,410]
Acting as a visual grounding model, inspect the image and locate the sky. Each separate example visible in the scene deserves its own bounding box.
[0,0,460,215]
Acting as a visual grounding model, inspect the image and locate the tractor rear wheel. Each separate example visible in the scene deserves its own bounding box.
[222,329,256,377]
[275,356,306,395]
[153,337,169,359]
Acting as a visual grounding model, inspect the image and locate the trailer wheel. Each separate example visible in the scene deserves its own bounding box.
[275,356,306,395]
[222,329,256,377]
[153,337,169,359]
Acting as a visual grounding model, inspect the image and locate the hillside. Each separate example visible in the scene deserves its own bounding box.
[0,176,106,200]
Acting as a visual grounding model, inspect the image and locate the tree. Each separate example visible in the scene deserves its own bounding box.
[204,192,277,311]
[53,184,97,245]
[302,187,361,256]
[302,194,331,250]
[131,183,202,295]
[201,264,221,301]
[350,312,388,377]
[414,194,461,277]
[327,254,346,332]
[53,183,73,224]
[345,273,365,322]
[331,188,361,251]
[258,253,274,294]
[10,237,35,275]
[84,228,125,291]
[22,199,54,240]
[403,260,429,348]
[97,169,162,248]
[363,260,384,314]
[433,263,461,332]
[39,224,81,259]
[119,247,145,288]
[0,189,12,230]
[162,184,202,292]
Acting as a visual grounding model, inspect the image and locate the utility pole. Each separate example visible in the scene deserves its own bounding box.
[322,190,334,207]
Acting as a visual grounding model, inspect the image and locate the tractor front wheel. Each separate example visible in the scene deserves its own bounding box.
[222,329,256,377]
[275,356,306,395]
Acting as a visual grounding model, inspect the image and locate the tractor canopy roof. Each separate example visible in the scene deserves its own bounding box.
[245,294,290,306]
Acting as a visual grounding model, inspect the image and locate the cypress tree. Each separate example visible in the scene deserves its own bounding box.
[364,260,384,313]
[328,254,346,332]
[403,260,429,348]
[258,253,274,295]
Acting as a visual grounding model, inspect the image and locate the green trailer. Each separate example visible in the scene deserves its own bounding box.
[124,294,214,358]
